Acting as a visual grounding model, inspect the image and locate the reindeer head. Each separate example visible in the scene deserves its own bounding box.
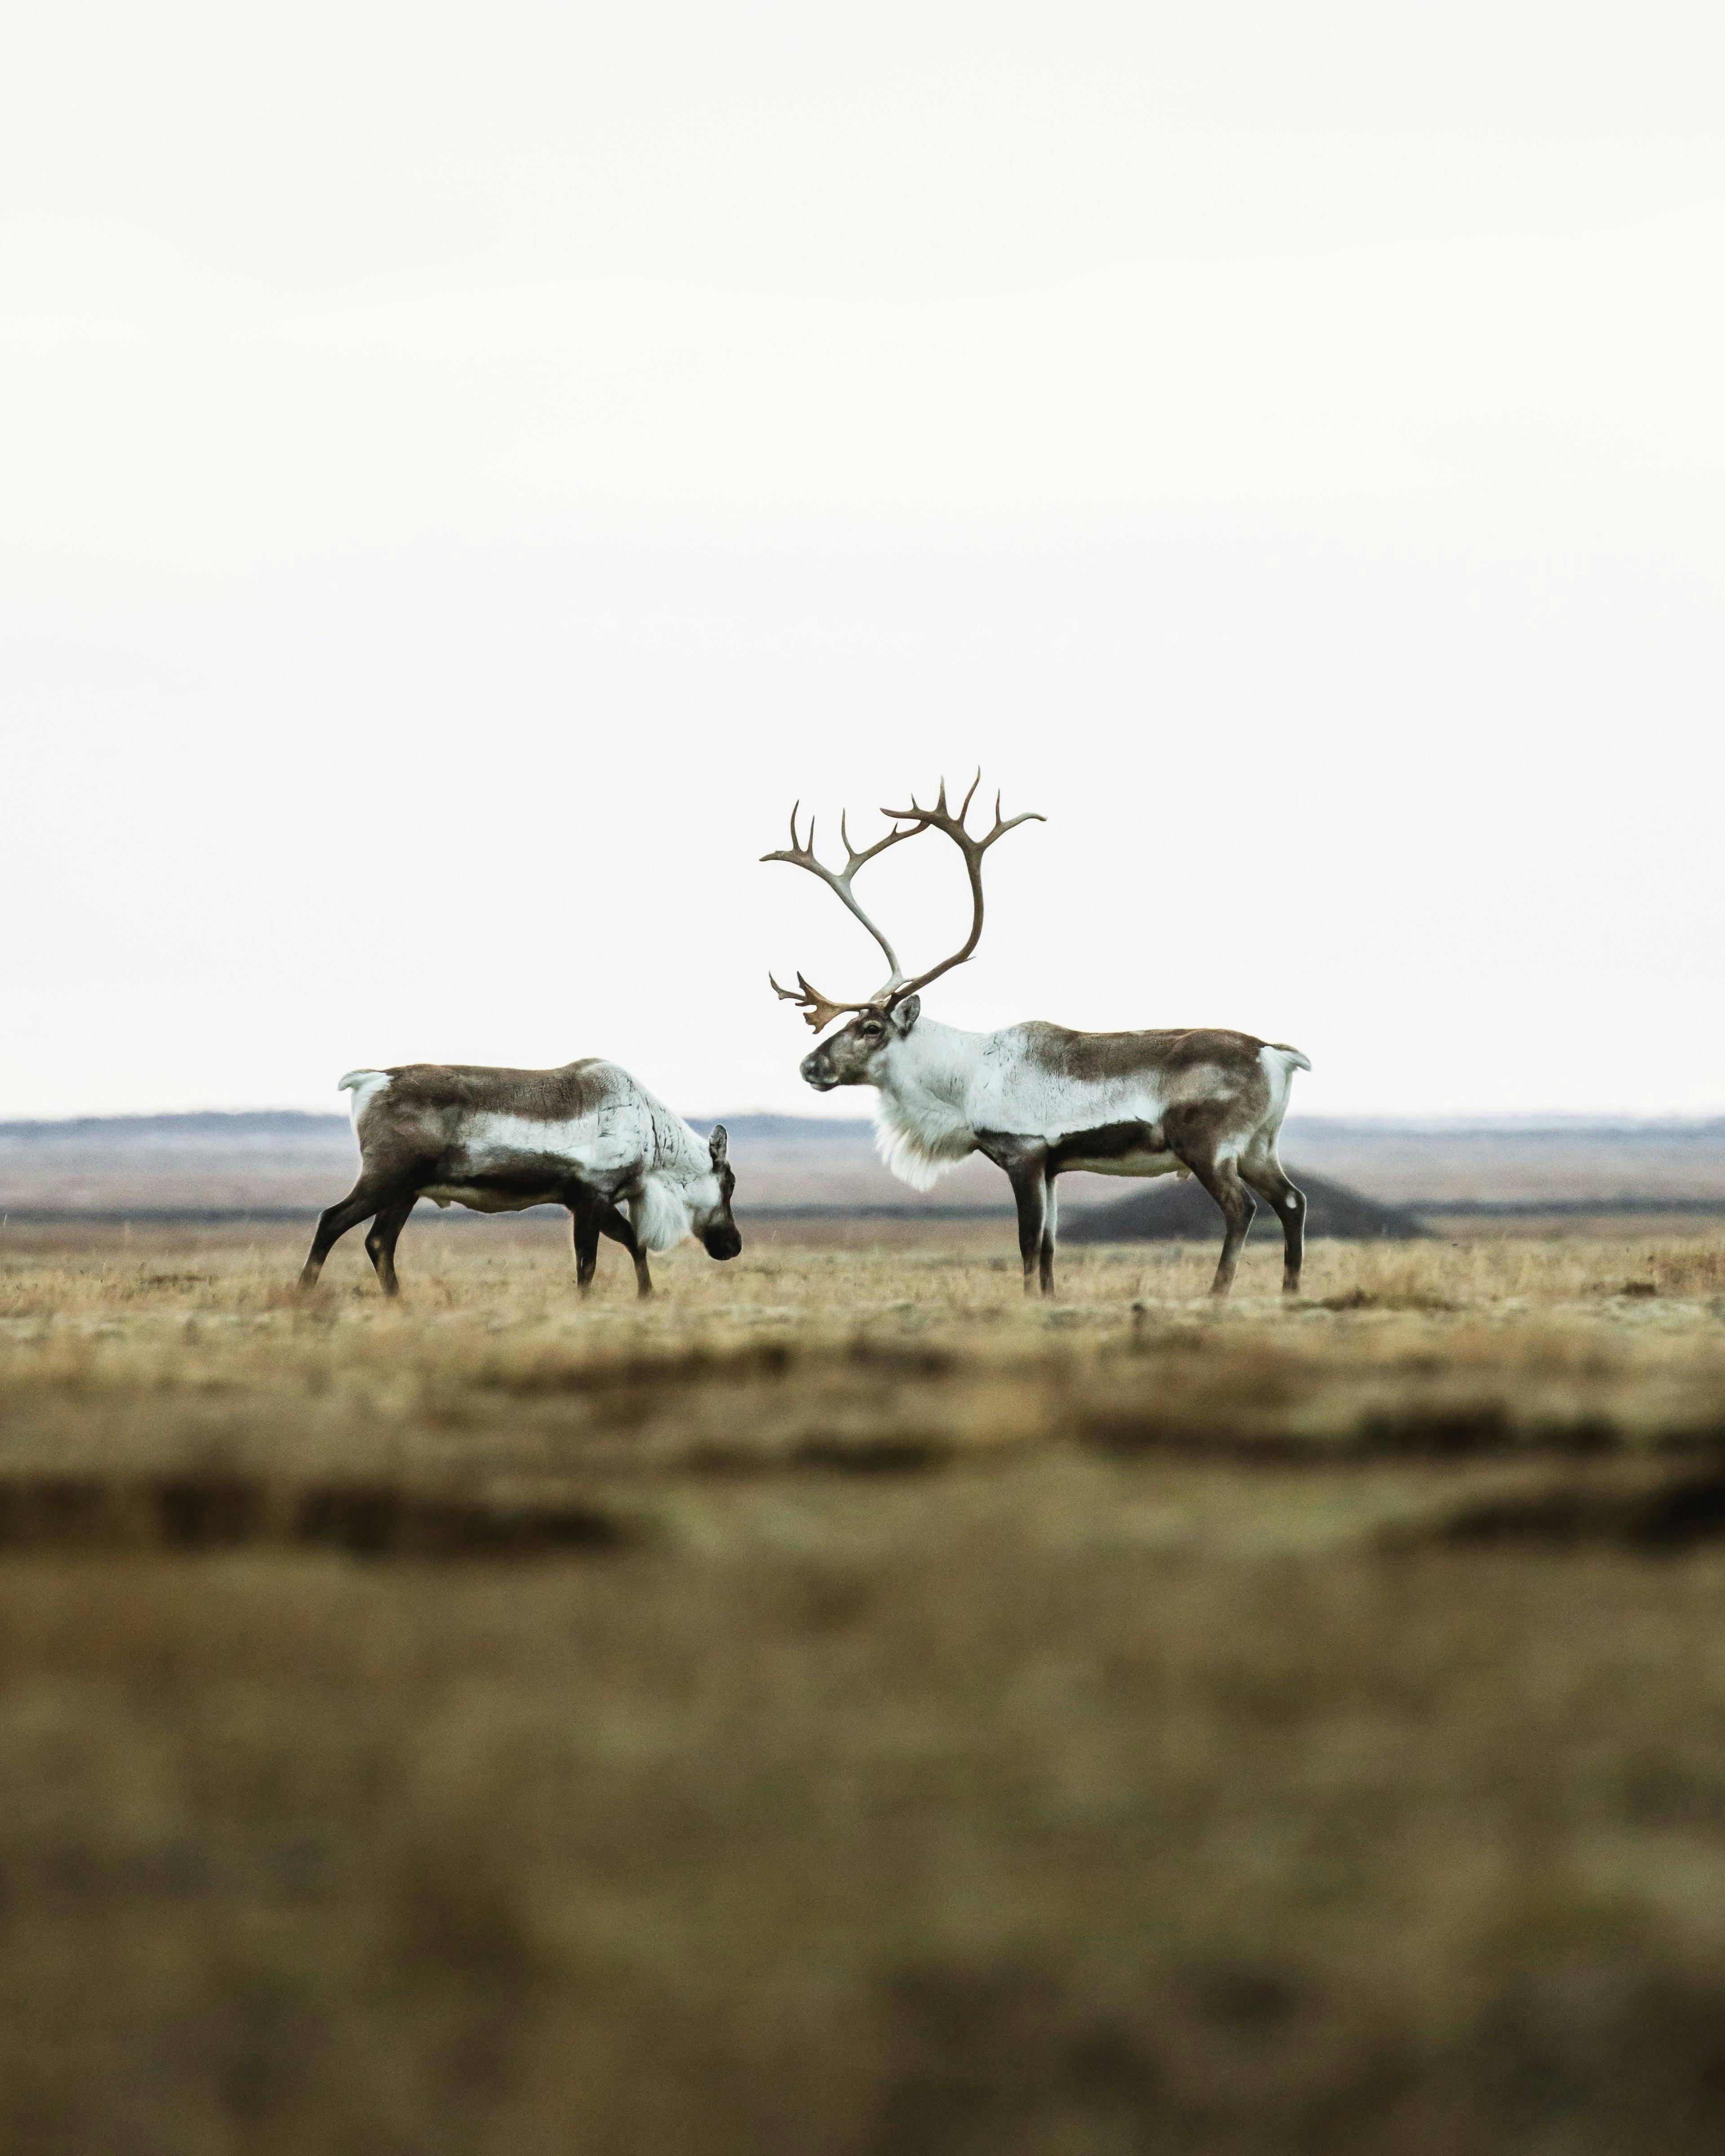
[762,774,1043,1092]
[693,1123,742,1259]
[799,996,921,1090]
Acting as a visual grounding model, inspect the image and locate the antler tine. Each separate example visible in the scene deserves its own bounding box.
[768,969,872,1035]
[762,795,932,1010]
[839,806,921,878]
[986,798,1044,843]
[880,774,1044,854]
[870,771,1045,1009]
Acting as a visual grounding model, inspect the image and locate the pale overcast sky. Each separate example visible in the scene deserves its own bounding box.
[4,3,1721,1118]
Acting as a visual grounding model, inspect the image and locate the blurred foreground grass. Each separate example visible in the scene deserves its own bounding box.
[3,1220,1725,2152]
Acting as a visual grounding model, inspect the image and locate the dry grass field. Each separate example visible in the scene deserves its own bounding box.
[5,1216,1725,2153]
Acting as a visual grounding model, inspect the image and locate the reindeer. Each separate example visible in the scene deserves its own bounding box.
[765,778,1309,1298]
[297,1060,740,1298]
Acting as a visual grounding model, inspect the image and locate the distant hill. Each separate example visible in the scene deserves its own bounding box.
[1062,1169,1428,1244]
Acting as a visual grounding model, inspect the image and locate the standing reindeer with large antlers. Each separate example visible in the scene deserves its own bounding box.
[765,776,1310,1298]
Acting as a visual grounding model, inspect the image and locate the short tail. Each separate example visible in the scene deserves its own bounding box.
[1268,1043,1312,1073]
[338,1070,393,1131]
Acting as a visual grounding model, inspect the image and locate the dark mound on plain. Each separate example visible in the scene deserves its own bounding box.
[1063,1168,1428,1244]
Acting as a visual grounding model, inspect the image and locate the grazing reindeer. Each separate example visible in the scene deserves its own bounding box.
[298,1060,740,1298]
[765,778,1309,1298]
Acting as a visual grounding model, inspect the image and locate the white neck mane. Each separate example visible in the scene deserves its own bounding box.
[871,1019,984,1191]
[632,1173,697,1251]
[626,1083,717,1249]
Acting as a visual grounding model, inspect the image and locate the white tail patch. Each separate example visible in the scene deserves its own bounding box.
[338,1069,392,1130]
[1254,1044,1309,1145]
[1258,1044,1310,1100]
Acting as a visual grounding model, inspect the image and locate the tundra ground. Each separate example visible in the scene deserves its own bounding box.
[3,1218,1725,2154]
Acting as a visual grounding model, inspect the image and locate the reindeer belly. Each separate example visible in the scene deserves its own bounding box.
[420,1181,566,1213]
[423,1141,582,1214]
[1062,1150,1181,1178]
[1046,1120,1180,1179]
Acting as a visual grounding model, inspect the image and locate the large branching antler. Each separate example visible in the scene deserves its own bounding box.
[761,801,923,1030]
[762,774,1044,1031]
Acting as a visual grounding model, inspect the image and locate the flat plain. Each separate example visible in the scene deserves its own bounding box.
[4,1216,1725,2153]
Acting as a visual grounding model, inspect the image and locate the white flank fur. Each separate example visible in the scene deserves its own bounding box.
[869,1018,1176,1190]
[406,1074,723,1244]
[457,1109,652,1185]
[857,1019,1309,1192]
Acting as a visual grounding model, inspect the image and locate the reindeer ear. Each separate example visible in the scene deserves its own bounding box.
[891,995,921,1034]
[708,1124,729,1166]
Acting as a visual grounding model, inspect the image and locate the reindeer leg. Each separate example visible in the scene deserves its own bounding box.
[1039,1168,1058,1297]
[1165,1116,1256,1298]
[363,1193,417,1297]
[598,1200,653,1300]
[299,1179,389,1290]
[1008,1162,1049,1298]
[1240,1155,1306,1296]
[977,1132,1051,1299]
[970,1130,1052,1294]
[570,1190,602,1297]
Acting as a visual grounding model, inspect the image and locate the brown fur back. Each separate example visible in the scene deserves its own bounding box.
[377,1060,616,1122]
[1018,1024,1269,1085]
